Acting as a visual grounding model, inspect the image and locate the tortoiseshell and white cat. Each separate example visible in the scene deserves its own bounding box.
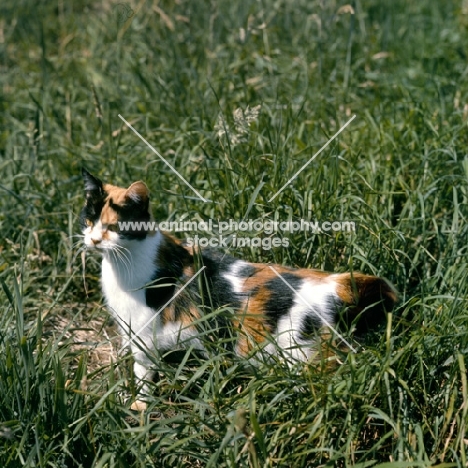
[80,169,397,410]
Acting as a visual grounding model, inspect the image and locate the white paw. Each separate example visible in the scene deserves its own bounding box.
[130,400,148,412]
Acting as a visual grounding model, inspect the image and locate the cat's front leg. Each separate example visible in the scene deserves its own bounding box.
[129,344,156,411]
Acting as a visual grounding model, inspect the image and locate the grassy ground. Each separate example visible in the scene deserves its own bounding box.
[1,0,468,466]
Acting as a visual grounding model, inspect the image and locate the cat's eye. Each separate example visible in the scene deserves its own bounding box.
[107,224,119,232]
[85,219,93,227]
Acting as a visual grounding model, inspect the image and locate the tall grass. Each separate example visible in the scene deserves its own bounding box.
[1,0,467,466]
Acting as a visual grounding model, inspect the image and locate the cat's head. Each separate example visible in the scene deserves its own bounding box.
[80,168,152,250]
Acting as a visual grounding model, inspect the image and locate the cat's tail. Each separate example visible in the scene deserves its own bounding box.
[333,273,399,334]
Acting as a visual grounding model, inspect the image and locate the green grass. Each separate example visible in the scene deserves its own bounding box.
[1,0,468,466]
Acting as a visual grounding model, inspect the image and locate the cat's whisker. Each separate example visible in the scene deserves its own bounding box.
[110,244,132,277]
[118,247,133,278]
[113,249,131,274]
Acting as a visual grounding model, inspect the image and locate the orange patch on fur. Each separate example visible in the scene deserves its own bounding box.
[334,273,359,304]
[234,287,272,355]
[100,206,119,226]
[160,300,200,329]
[100,184,125,226]
[161,306,175,325]
[180,304,200,328]
[103,183,127,203]
[294,268,333,281]
[334,273,397,308]
[238,264,292,293]
[183,265,194,277]
[127,181,148,202]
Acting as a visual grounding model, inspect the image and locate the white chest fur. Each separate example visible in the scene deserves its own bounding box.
[101,233,161,343]
[100,231,200,356]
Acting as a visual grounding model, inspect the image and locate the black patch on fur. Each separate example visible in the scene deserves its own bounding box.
[82,168,103,193]
[145,237,193,310]
[196,249,242,310]
[340,277,396,335]
[80,169,105,231]
[298,296,339,340]
[197,251,242,343]
[263,273,303,330]
[299,314,321,340]
[237,263,257,279]
[111,198,151,241]
[145,269,178,309]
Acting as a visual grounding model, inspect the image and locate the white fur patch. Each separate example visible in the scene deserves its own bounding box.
[293,280,337,328]
[273,279,337,360]
[223,260,250,294]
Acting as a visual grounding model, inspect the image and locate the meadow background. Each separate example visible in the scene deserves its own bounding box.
[1,0,468,466]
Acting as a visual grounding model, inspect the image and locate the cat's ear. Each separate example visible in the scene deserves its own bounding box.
[82,168,103,193]
[126,181,149,204]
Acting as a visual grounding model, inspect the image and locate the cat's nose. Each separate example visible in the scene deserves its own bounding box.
[91,238,102,245]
